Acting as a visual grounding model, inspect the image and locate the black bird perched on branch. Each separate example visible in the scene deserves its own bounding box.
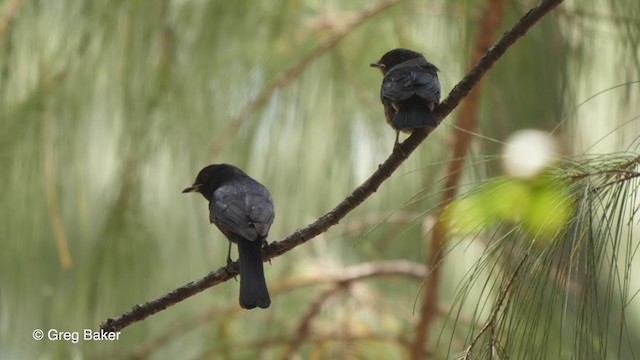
[370,48,441,147]
[183,164,275,309]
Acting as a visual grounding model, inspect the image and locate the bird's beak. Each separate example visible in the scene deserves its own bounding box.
[370,62,384,68]
[182,184,201,193]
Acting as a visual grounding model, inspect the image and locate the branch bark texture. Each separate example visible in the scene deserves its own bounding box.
[101,0,564,334]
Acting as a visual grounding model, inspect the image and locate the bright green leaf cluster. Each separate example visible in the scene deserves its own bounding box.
[446,174,573,239]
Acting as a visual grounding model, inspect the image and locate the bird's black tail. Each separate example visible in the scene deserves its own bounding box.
[393,99,438,130]
[237,238,270,309]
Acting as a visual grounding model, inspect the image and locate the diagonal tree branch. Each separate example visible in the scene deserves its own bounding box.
[100,0,565,334]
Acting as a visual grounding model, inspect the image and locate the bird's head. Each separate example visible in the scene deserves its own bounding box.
[370,48,425,74]
[182,164,244,201]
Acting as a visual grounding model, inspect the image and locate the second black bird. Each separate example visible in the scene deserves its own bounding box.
[183,164,274,309]
[370,48,441,146]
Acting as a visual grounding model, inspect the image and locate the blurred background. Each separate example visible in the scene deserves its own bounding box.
[1,0,639,359]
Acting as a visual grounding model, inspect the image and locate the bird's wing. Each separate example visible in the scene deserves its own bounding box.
[411,68,441,103]
[381,64,440,103]
[210,182,274,241]
[246,189,275,238]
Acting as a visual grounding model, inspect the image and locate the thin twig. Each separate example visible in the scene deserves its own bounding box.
[100,0,564,334]
[570,169,640,180]
[282,286,343,360]
[274,260,428,291]
[569,155,640,191]
[593,172,640,192]
[462,253,529,359]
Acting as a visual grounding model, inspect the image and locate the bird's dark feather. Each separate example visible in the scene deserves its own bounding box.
[380,61,440,104]
[210,179,275,243]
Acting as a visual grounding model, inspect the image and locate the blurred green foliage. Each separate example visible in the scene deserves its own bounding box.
[1,0,639,359]
[447,174,574,239]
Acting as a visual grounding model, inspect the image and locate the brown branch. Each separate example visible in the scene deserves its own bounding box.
[99,0,564,334]
[570,154,640,191]
[282,286,343,360]
[273,260,427,291]
[280,260,429,360]
[410,0,509,357]
[571,169,640,180]
[208,0,402,155]
[593,172,640,191]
